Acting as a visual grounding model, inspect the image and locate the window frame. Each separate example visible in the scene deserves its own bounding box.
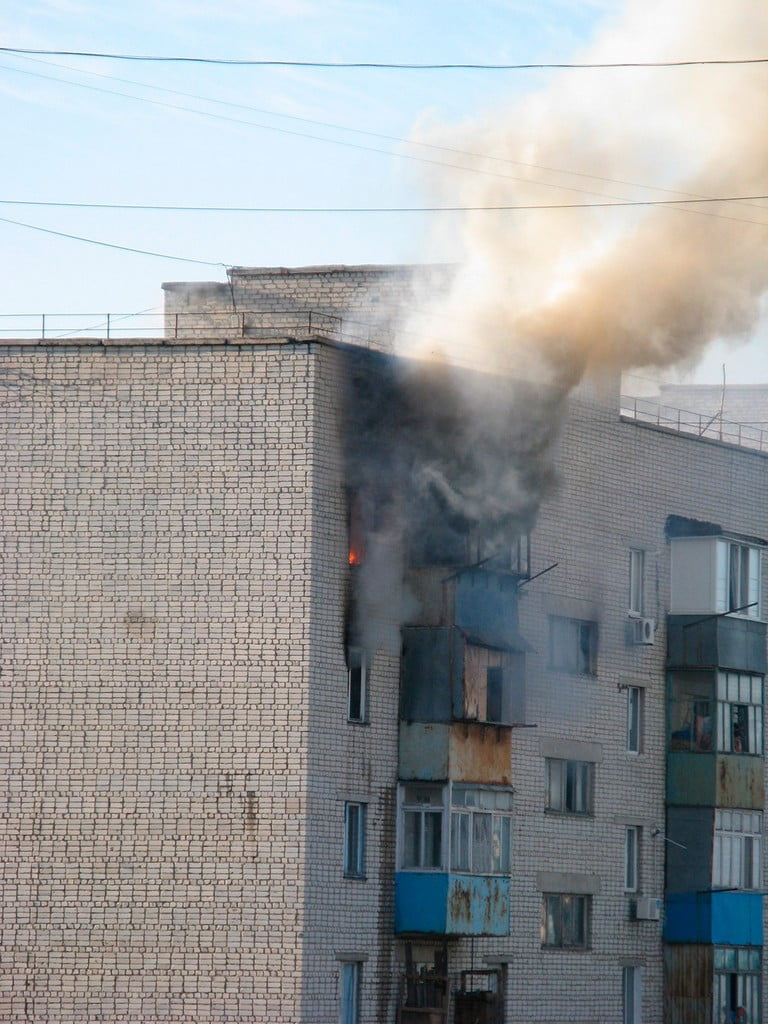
[449,785,513,876]
[722,541,761,618]
[713,947,761,1024]
[398,784,445,872]
[629,549,645,616]
[545,758,595,816]
[340,961,361,1024]
[716,672,764,755]
[541,893,591,950]
[627,686,644,755]
[714,810,762,890]
[624,826,640,893]
[668,671,764,755]
[549,615,598,676]
[622,965,643,1024]
[343,802,367,879]
[347,647,368,724]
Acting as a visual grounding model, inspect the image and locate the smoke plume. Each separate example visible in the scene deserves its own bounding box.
[405,0,768,392]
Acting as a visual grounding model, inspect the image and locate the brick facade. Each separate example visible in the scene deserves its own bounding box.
[2,266,767,1023]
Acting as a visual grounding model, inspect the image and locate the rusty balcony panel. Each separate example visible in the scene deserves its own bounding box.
[394,872,510,936]
[399,722,512,785]
[663,944,715,1024]
[667,752,764,808]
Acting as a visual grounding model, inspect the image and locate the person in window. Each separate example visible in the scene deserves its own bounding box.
[733,722,743,753]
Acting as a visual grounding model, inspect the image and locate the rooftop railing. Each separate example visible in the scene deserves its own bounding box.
[0,309,395,348]
[620,394,768,453]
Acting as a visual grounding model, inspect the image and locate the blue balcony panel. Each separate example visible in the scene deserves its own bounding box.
[395,872,510,936]
[664,891,763,946]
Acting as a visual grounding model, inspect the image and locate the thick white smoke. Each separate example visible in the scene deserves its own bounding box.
[404,0,768,390]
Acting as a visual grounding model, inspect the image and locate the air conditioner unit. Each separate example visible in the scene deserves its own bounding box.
[632,896,661,921]
[630,617,655,646]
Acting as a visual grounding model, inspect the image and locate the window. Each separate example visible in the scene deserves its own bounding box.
[714,811,762,890]
[627,687,643,754]
[668,671,763,755]
[546,759,594,815]
[450,787,513,875]
[717,672,763,754]
[624,827,640,893]
[347,648,368,723]
[714,947,761,1024]
[541,893,590,949]
[400,785,444,870]
[723,542,761,617]
[629,550,645,616]
[549,616,597,675]
[623,966,643,1024]
[340,961,361,1024]
[344,803,366,878]
[671,535,762,618]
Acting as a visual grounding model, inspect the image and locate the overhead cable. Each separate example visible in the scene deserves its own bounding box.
[2,46,768,69]
[5,58,768,220]
[0,215,225,267]
[2,195,768,214]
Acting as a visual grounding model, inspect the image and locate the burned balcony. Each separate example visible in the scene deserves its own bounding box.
[400,626,526,785]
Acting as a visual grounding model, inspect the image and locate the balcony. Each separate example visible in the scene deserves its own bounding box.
[394,872,510,936]
[664,891,763,946]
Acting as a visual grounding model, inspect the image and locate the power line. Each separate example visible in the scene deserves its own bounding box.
[6,58,768,223]
[2,195,768,214]
[2,46,768,69]
[0,215,225,267]
[0,60,643,204]
[10,51,761,209]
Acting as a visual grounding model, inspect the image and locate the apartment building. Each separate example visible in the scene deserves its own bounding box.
[2,265,767,1024]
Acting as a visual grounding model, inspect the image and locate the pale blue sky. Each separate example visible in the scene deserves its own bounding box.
[1,0,766,387]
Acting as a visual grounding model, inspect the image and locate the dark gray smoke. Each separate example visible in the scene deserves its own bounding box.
[343,349,564,650]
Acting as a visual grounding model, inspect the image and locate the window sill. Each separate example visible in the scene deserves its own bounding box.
[548,666,598,679]
[544,809,595,819]
[343,873,368,881]
[541,945,591,953]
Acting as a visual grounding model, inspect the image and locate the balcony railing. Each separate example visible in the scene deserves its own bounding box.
[620,394,768,453]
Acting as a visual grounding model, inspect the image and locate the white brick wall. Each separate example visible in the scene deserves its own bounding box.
[2,321,767,1024]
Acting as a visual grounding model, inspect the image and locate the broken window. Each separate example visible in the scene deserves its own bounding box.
[549,616,597,675]
[463,643,520,723]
